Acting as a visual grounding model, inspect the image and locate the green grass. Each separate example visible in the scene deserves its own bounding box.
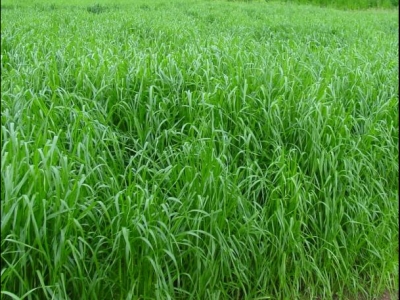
[274,0,398,9]
[1,0,398,299]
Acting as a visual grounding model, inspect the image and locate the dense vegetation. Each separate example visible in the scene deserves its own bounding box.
[1,0,398,299]
[266,0,398,9]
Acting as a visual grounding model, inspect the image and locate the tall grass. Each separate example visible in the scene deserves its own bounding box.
[280,0,398,9]
[1,0,398,299]
[228,0,398,9]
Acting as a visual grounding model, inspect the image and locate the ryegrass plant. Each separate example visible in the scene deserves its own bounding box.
[281,0,397,9]
[1,0,398,299]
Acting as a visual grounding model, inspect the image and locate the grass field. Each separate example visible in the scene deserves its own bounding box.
[1,0,398,299]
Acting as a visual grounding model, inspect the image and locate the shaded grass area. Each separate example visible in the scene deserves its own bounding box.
[1,0,398,299]
[280,0,398,9]
[264,0,398,9]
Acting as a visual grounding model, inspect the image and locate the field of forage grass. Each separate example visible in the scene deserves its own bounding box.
[1,0,399,299]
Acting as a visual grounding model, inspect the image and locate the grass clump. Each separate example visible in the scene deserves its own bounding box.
[1,0,398,299]
[87,3,108,14]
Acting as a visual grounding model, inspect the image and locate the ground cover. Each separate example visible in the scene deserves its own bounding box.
[1,1,398,299]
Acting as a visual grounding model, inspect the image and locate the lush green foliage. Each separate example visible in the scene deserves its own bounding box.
[1,0,398,299]
[275,0,398,9]
[228,0,398,8]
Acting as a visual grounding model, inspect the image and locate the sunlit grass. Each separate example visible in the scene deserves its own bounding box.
[1,0,398,299]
